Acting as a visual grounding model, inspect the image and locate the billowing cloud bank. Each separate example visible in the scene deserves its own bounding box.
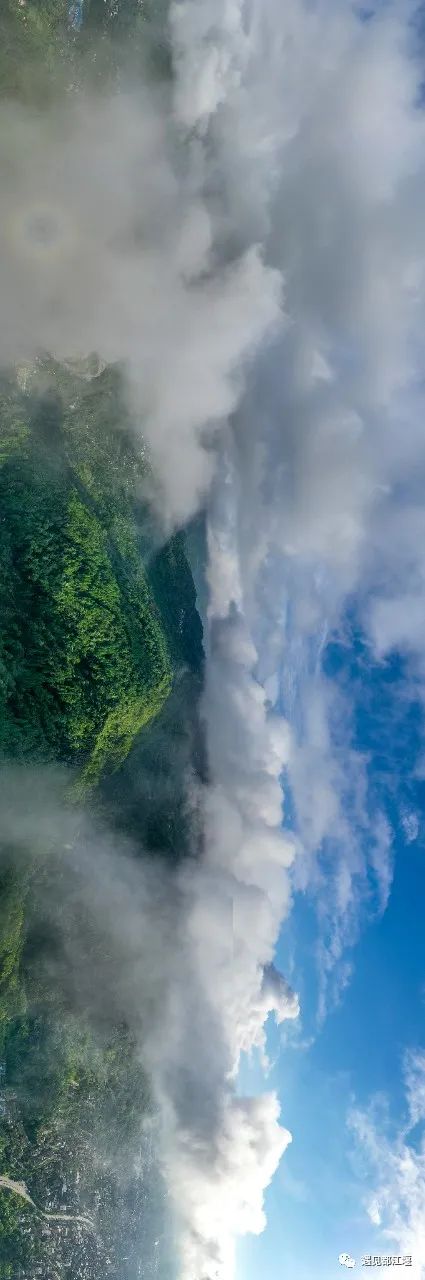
[0,89,281,525]
[4,0,425,1275]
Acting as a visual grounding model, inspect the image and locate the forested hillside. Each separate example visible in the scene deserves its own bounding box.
[0,356,204,794]
[0,364,169,788]
[0,355,204,1279]
[0,2,207,1274]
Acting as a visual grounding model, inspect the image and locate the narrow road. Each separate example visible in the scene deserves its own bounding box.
[0,1173,95,1232]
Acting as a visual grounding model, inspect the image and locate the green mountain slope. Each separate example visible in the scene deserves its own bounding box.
[0,4,205,1274]
[0,358,204,1279]
[0,362,190,793]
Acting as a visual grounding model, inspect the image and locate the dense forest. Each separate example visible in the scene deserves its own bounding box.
[0,2,206,1274]
[0,356,204,1279]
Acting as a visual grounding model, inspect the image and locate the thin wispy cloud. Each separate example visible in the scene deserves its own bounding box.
[349,1051,425,1279]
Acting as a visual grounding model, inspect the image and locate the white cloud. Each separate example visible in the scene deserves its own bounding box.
[404,1051,425,1131]
[0,94,282,527]
[401,810,420,845]
[368,1199,382,1227]
[349,1053,425,1279]
[5,0,425,1274]
[0,751,298,1280]
[210,0,425,1011]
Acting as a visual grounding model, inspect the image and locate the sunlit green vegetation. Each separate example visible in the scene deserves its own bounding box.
[0,868,26,1046]
[0,365,174,787]
[75,674,171,797]
[0,0,203,1271]
[0,358,204,1271]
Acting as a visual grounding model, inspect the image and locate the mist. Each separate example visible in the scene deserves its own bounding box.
[0,763,297,1279]
[0,85,280,525]
[3,0,425,1276]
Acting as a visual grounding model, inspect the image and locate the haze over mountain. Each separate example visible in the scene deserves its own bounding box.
[1,1,425,1279]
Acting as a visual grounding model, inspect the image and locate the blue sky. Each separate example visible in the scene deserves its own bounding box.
[237,616,425,1280]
